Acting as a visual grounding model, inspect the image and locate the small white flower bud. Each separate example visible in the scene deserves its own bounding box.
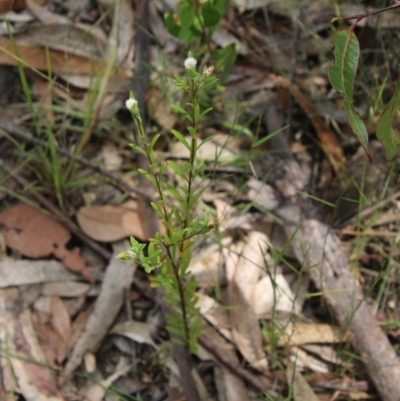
[184,57,197,70]
[125,98,138,111]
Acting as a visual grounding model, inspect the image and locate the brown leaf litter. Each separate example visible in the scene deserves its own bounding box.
[0,203,93,283]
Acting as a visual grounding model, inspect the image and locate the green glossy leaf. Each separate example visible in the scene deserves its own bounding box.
[328,28,369,155]
[202,2,221,27]
[376,78,400,160]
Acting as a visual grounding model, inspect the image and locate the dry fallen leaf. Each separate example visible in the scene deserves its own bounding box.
[254,273,301,317]
[0,204,93,283]
[5,309,65,401]
[224,232,269,371]
[0,0,45,13]
[76,201,148,242]
[0,259,97,288]
[279,323,344,347]
[0,37,132,79]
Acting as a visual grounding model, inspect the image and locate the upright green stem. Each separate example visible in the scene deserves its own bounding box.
[133,111,193,360]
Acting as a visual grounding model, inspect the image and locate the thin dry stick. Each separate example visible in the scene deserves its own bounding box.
[0,122,154,200]
[0,159,112,261]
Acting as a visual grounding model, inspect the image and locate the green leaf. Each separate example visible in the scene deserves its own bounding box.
[171,129,191,151]
[167,160,187,180]
[164,12,180,37]
[376,78,400,160]
[130,143,146,156]
[149,133,160,151]
[171,104,192,122]
[213,0,228,14]
[200,107,213,118]
[178,4,194,29]
[202,2,221,27]
[328,28,369,155]
[165,183,184,202]
[164,12,199,42]
[138,168,156,186]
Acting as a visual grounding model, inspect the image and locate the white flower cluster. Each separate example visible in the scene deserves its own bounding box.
[184,57,197,69]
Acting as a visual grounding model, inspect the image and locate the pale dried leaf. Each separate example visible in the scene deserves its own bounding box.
[100,143,123,171]
[301,344,346,366]
[279,323,344,347]
[76,201,148,242]
[224,232,269,371]
[189,243,225,287]
[170,136,234,162]
[51,296,71,343]
[0,260,99,288]
[289,347,330,374]
[254,274,301,316]
[196,293,232,341]
[147,87,177,131]
[6,309,64,401]
[32,312,66,365]
[0,37,132,78]
[110,321,158,349]
[286,362,320,401]
[247,179,280,210]
[106,0,134,66]
[63,241,135,377]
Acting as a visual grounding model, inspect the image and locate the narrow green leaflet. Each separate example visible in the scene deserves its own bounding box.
[376,78,400,160]
[329,28,369,155]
